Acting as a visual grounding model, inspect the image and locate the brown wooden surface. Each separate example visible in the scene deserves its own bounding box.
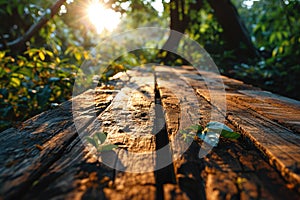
[156,66,300,199]
[1,66,300,199]
[179,66,300,190]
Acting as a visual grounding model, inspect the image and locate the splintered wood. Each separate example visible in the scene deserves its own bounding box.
[0,66,299,199]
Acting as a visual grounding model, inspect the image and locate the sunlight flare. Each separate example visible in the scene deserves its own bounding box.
[87,1,121,33]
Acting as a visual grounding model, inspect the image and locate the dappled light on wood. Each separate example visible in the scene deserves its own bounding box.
[0,0,300,198]
[1,66,299,199]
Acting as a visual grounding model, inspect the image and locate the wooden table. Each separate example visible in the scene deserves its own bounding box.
[1,66,299,199]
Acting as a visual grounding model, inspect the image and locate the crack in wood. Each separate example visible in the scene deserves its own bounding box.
[154,78,176,200]
[1,66,299,199]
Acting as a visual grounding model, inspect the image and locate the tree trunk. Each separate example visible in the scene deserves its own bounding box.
[160,0,203,64]
[0,0,66,52]
[160,0,258,63]
[162,0,186,52]
[207,0,259,58]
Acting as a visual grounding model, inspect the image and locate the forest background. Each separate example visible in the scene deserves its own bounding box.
[0,0,299,131]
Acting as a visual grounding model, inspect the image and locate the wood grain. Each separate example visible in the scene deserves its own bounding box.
[0,89,115,199]
[1,66,299,199]
[163,66,300,198]
[172,66,300,194]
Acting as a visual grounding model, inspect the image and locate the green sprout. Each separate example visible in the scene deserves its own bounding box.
[181,122,240,146]
[86,132,118,152]
[200,122,240,140]
[180,124,203,143]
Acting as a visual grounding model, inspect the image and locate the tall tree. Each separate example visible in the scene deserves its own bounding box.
[160,0,203,63]
[161,0,258,63]
[207,0,258,58]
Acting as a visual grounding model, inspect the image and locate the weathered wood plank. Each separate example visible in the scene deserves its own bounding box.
[19,136,115,200]
[9,68,157,200]
[201,137,300,200]
[238,90,300,133]
[195,68,300,133]
[155,66,207,200]
[225,103,300,190]
[174,66,300,192]
[0,89,116,199]
[155,67,241,199]
[85,68,158,199]
[192,76,300,191]
[159,66,300,198]
[1,65,299,199]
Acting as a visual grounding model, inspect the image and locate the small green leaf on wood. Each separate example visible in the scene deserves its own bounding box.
[86,132,118,152]
[221,130,240,139]
[86,136,98,148]
[196,121,240,145]
[95,132,107,144]
[189,124,203,132]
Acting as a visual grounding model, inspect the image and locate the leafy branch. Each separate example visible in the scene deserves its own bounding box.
[0,0,67,51]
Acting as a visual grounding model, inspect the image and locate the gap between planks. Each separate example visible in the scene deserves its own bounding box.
[169,66,300,193]
[1,66,300,199]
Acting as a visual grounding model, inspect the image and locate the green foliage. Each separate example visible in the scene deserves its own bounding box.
[118,0,163,29]
[0,0,51,42]
[0,0,113,131]
[0,47,86,131]
[1,0,299,132]
[231,0,300,100]
[1,0,159,132]
[0,1,96,131]
[187,5,223,51]
[176,0,300,100]
[86,132,118,152]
